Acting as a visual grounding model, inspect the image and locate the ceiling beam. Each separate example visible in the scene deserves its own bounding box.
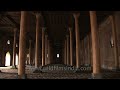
[0,24,13,27]
[5,14,20,28]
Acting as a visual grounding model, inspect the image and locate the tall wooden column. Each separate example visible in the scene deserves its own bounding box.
[29,40,32,65]
[64,40,67,65]
[82,40,85,65]
[87,35,91,65]
[45,35,48,65]
[90,11,101,78]
[62,47,64,64]
[109,15,119,70]
[42,27,45,66]
[69,27,73,66]
[51,44,53,64]
[35,13,41,68]
[66,35,70,65]
[12,28,17,68]
[73,13,80,68]
[18,11,28,78]
[1,37,6,66]
[48,40,51,64]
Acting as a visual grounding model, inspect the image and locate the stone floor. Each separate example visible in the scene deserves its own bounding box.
[0,64,120,79]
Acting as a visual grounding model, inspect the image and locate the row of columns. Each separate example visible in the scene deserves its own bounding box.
[12,28,17,68]
[64,27,73,66]
[45,35,48,65]
[35,13,41,68]
[16,11,119,79]
[28,26,52,67]
[18,12,54,78]
[63,11,102,78]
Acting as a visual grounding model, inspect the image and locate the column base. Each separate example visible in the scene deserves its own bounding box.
[89,73,102,79]
[112,68,120,72]
[11,66,17,69]
[17,74,27,79]
[28,64,32,66]
[33,68,42,73]
[75,68,81,73]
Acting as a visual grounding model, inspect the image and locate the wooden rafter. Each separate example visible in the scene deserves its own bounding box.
[5,14,19,28]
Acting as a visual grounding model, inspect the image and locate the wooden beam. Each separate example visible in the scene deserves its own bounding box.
[0,24,13,27]
[5,15,19,28]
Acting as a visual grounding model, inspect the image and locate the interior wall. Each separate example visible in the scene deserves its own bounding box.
[99,17,115,69]
[115,11,120,67]
[80,34,91,66]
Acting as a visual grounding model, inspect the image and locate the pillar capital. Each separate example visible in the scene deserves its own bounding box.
[66,34,69,38]
[36,13,42,19]
[109,15,114,22]
[29,39,32,43]
[69,27,72,31]
[89,11,96,14]
[13,28,17,32]
[45,34,48,38]
[42,27,46,31]
[73,13,80,19]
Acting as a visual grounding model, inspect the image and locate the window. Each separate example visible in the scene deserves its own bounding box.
[16,54,18,65]
[57,54,59,58]
[27,54,29,57]
[110,36,114,47]
[5,52,11,66]
[7,40,10,45]
[16,44,18,47]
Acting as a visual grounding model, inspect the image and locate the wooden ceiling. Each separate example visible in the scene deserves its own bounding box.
[0,11,114,49]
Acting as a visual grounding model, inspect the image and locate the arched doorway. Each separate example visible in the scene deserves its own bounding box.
[15,53,18,65]
[5,52,11,66]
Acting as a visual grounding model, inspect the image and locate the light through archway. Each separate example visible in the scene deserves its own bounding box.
[57,54,59,58]
[5,52,11,66]
[15,54,18,65]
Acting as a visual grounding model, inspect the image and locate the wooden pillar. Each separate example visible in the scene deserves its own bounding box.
[18,11,28,78]
[73,13,80,68]
[29,40,32,65]
[69,27,73,66]
[64,40,67,65]
[1,37,6,66]
[42,27,45,66]
[110,15,119,70]
[12,28,17,68]
[90,11,101,78]
[87,35,91,65]
[62,46,64,64]
[83,39,85,65]
[66,35,70,65]
[35,13,41,68]
[89,34,92,66]
[45,35,48,65]
[51,44,53,64]
[81,40,84,65]
[48,40,51,64]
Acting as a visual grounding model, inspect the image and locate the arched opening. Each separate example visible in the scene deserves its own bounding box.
[57,54,59,58]
[5,52,11,66]
[15,54,18,65]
